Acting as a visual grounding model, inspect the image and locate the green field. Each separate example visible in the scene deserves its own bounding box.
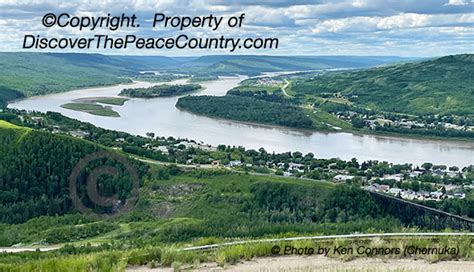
[61,103,120,117]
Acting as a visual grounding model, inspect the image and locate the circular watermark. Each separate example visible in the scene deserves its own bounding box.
[68,150,140,218]
[271,245,281,255]
[42,13,57,27]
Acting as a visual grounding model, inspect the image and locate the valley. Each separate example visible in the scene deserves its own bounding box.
[0,52,472,271]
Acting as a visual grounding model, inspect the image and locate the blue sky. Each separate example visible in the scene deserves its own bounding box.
[0,0,472,56]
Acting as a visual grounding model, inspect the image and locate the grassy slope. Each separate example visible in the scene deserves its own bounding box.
[291,54,474,116]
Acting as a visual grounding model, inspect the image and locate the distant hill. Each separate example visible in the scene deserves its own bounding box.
[0,53,178,96]
[291,54,474,116]
[175,55,410,75]
[0,52,408,107]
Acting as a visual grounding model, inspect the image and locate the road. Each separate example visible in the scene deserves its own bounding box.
[181,232,474,251]
[0,246,60,253]
[4,233,472,254]
[135,156,334,185]
[281,79,293,98]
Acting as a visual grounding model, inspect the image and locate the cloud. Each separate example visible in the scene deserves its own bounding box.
[445,0,470,5]
[311,13,474,33]
[0,0,472,56]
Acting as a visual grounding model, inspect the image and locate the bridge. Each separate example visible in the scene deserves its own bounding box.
[368,191,474,231]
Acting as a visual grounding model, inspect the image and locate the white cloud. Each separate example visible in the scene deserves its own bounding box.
[312,13,474,33]
[445,0,470,6]
[0,0,472,56]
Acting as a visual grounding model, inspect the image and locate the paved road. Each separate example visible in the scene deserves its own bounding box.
[4,233,471,254]
[0,246,60,253]
[182,232,474,251]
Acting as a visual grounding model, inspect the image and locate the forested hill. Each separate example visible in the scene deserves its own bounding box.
[0,53,180,107]
[0,52,408,107]
[175,55,410,75]
[0,120,144,223]
[291,54,474,116]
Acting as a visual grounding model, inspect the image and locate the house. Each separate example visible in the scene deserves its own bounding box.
[69,130,90,138]
[283,171,293,177]
[401,190,416,200]
[288,163,305,171]
[229,160,242,167]
[366,184,379,192]
[445,171,459,178]
[432,169,445,177]
[115,137,125,143]
[152,146,169,155]
[211,160,220,167]
[30,116,44,125]
[409,171,423,178]
[386,188,401,195]
[454,192,466,199]
[333,174,354,182]
[381,174,403,182]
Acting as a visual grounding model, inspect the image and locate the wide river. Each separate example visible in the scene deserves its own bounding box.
[9,76,474,167]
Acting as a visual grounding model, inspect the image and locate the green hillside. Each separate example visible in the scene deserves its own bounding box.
[0,120,407,237]
[291,54,474,116]
[0,53,182,107]
[0,120,471,270]
[0,120,146,224]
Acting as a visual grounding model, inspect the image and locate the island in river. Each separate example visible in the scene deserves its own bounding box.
[60,97,129,117]
[119,83,202,98]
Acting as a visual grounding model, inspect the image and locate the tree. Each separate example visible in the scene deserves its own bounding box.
[351,117,365,128]
[421,162,433,170]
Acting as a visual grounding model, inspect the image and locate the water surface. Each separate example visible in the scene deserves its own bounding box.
[9,76,474,167]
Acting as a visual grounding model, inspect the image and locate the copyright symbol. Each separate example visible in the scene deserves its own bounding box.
[42,13,57,27]
[68,150,140,219]
[271,245,280,255]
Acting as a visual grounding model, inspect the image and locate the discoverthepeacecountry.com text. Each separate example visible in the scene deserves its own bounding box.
[22,13,279,52]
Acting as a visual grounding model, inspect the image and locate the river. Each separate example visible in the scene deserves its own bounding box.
[8,76,474,167]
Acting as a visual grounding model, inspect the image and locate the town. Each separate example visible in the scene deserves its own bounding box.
[3,108,472,207]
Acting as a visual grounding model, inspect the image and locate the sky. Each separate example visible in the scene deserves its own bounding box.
[0,0,473,56]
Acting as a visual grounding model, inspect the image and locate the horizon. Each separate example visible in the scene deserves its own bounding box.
[1,51,472,58]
